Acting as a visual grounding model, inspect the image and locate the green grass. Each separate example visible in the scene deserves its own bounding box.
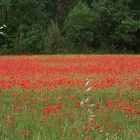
[0,87,140,140]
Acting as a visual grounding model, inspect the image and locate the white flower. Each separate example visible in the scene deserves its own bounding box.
[89,104,95,107]
[90,114,96,118]
[85,80,90,86]
[0,32,4,35]
[85,98,89,103]
[80,101,84,106]
[0,26,4,29]
[86,87,91,92]
[3,24,7,28]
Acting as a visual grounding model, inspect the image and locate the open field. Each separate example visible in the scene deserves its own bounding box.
[0,55,140,140]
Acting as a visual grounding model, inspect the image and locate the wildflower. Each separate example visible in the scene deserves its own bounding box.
[80,101,84,106]
[58,116,63,121]
[42,109,51,114]
[90,114,96,118]
[71,96,78,100]
[90,118,95,126]
[96,124,100,129]
[58,105,62,110]
[108,99,113,104]
[74,129,80,134]
[86,87,91,92]
[99,127,104,133]
[22,97,26,101]
[3,24,7,28]
[52,113,56,117]
[83,125,91,132]
[29,109,35,113]
[0,32,5,35]
[31,101,36,105]
[47,109,52,114]
[88,97,94,102]
[88,108,93,114]
[109,123,113,128]
[134,110,140,115]
[20,130,29,137]
[124,107,132,113]
[75,102,82,108]
[42,109,46,113]
[85,80,90,86]
[52,124,57,128]
[14,98,20,104]
[13,106,23,112]
[116,99,120,103]
[95,102,100,108]
[130,97,134,101]
[45,95,51,100]
[85,98,89,103]
[89,104,95,107]
[104,118,107,124]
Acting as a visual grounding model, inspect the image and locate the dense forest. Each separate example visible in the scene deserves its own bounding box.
[0,0,140,54]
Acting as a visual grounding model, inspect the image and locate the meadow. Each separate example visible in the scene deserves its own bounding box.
[0,55,140,140]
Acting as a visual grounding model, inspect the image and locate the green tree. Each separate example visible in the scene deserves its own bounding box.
[91,0,140,52]
[64,2,93,52]
[114,17,140,52]
[46,21,65,54]
[0,0,140,54]
[44,0,78,26]
[9,0,46,54]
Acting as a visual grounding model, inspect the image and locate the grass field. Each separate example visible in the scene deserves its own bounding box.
[0,55,140,140]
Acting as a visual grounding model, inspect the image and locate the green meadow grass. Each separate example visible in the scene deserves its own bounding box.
[0,86,140,140]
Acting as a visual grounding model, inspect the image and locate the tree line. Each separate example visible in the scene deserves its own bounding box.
[0,0,140,54]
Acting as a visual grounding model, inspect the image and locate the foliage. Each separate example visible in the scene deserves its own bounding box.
[0,0,140,54]
[64,2,93,52]
[15,24,43,54]
[90,0,140,52]
[114,17,140,51]
[46,21,65,54]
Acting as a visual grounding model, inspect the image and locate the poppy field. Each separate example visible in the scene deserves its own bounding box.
[0,55,140,140]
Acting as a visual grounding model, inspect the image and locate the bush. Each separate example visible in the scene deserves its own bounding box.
[15,24,43,54]
[0,44,13,55]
